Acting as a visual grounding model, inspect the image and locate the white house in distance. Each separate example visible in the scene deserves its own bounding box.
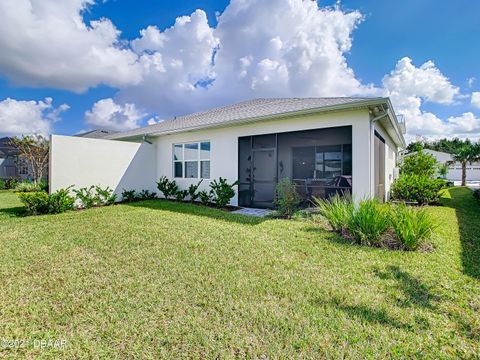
[50,97,406,208]
[423,149,480,182]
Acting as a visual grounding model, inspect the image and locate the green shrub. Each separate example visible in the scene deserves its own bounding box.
[274,178,301,217]
[14,180,41,192]
[198,190,212,205]
[313,194,354,232]
[391,175,445,205]
[156,176,179,200]
[138,189,157,200]
[188,180,203,202]
[210,177,238,208]
[38,178,49,192]
[175,189,189,202]
[473,189,480,202]
[73,186,97,208]
[401,151,438,177]
[74,185,116,207]
[48,187,75,214]
[18,188,75,215]
[94,186,116,206]
[18,191,50,215]
[8,179,19,190]
[122,189,138,202]
[347,199,390,246]
[389,205,436,250]
[1,178,19,190]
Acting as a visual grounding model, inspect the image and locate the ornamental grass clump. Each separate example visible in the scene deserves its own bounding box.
[389,204,437,250]
[313,195,437,251]
[347,199,390,247]
[313,194,354,233]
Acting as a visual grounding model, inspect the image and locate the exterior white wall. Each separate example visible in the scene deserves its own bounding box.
[49,135,157,198]
[155,109,373,206]
[373,122,398,200]
[446,163,480,181]
[423,149,480,181]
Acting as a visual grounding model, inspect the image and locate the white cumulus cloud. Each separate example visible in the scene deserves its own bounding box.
[471,92,480,109]
[381,57,474,140]
[0,97,69,137]
[0,0,477,142]
[0,0,142,92]
[119,0,376,119]
[85,98,146,131]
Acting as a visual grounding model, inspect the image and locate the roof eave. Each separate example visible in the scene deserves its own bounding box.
[384,98,407,148]
[109,98,391,141]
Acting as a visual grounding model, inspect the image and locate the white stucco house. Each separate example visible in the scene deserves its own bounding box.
[50,97,406,208]
[422,149,480,183]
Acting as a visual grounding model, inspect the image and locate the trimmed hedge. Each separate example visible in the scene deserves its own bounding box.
[18,188,75,215]
[391,174,445,205]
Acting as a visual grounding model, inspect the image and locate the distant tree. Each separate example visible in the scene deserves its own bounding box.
[9,135,49,184]
[406,141,424,153]
[424,138,470,154]
[450,143,480,186]
[401,151,438,178]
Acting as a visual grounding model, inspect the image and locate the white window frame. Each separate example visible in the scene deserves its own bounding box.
[17,157,29,176]
[173,141,211,179]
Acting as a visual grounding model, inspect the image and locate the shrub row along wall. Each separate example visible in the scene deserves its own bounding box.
[49,135,157,200]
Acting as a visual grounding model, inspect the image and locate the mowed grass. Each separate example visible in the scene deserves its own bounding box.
[0,188,479,358]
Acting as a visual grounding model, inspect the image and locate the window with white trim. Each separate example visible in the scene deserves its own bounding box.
[18,158,29,176]
[173,141,210,179]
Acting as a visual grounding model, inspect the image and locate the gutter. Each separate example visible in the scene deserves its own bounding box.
[369,101,406,149]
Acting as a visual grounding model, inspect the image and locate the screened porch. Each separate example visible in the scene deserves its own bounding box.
[238,126,352,208]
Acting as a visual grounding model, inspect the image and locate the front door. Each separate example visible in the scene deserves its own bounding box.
[252,149,276,208]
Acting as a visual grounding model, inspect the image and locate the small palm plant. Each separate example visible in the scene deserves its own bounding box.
[450,143,480,186]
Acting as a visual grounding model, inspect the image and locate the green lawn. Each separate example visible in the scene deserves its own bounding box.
[0,188,479,358]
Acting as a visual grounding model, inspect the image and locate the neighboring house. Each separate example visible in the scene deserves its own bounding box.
[50,97,406,208]
[76,129,118,139]
[423,149,480,182]
[0,137,29,180]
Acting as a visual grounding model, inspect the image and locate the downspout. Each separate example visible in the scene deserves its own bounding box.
[142,134,153,144]
[371,111,388,123]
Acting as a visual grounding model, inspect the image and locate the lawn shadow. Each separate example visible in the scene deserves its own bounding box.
[302,225,383,252]
[303,225,351,245]
[124,199,267,226]
[0,206,26,218]
[312,296,409,330]
[373,265,440,309]
[440,187,480,279]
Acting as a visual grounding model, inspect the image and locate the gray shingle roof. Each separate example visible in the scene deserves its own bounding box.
[76,129,119,139]
[106,97,387,140]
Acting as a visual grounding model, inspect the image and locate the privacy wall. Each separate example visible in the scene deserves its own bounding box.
[49,135,157,198]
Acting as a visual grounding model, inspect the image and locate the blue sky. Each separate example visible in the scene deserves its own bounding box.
[0,0,479,141]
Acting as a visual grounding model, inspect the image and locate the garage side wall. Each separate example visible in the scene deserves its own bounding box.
[49,135,157,199]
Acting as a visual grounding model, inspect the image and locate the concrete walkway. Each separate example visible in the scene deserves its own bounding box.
[231,208,273,217]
